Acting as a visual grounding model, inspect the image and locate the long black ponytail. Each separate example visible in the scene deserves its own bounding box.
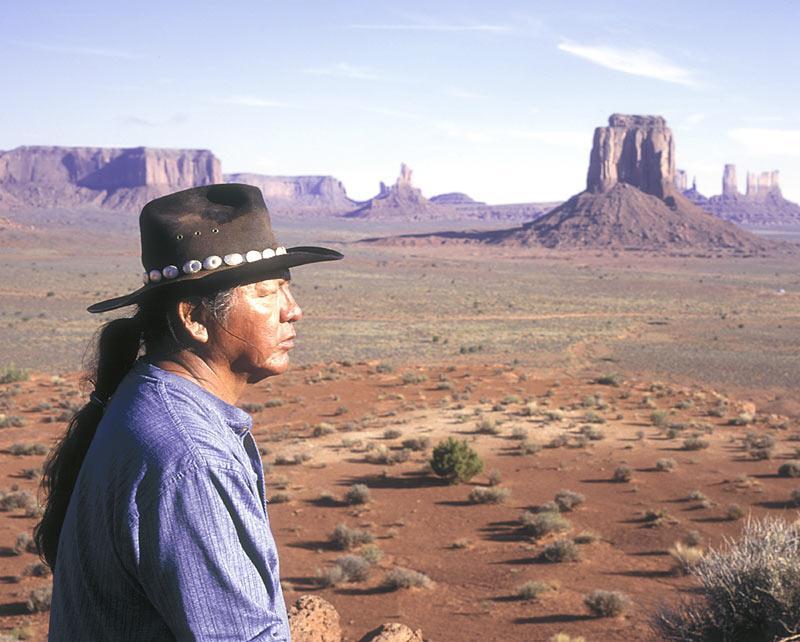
[35,287,236,569]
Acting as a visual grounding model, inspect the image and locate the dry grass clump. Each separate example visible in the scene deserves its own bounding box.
[656,517,800,641]
[792,488,800,506]
[381,567,431,590]
[329,524,374,550]
[612,466,632,483]
[365,445,410,466]
[669,542,705,575]
[521,510,571,539]
[269,491,291,504]
[584,590,629,618]
[726,503,745,521]
[0,490,37,513]
[519,439,541,455]
[683,436,710,451]
[550,634,585,642]
[345,484,371,505]
[574,530,601,545]
[7,443,49,457]
[540,539,581,563]
[401,436,430,451]
[554,490,585,512]
[656,458,677,472]
[778,461,800,478]
[516,580,552,601]
[312,423,336,437]
[468,486,510,505]
[475,416,501,435]
[651,410,669,427]
[0,364,28,384]
[383,428,402,440]
[26,586,51,613]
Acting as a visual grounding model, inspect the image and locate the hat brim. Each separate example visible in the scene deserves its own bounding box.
[87,246,343,313]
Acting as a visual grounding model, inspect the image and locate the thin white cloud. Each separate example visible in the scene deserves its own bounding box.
[558,41,696,86]
[446,87,488,100]
[220,95,288,108]
[301,62,381,80]
[9,40,140,60]
[346,23,511,33]
[729,128,800,156]
[123,113,188,127]
[508,129,587,148]
[357,106,423,120]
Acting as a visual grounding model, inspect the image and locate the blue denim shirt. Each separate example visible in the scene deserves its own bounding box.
[49,361,290,641]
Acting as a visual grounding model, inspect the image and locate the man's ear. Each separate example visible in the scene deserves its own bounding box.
[176,300,209,344]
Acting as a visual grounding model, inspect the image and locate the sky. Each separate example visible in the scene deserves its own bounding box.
[2,0,799,204]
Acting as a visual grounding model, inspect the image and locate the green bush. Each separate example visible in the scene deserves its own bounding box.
[429,438,483,484]
[0,364,28,384]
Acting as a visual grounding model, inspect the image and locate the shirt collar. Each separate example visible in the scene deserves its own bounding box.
[134,360,253,437]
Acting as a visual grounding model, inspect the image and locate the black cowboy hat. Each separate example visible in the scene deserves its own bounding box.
[88,183,343,313]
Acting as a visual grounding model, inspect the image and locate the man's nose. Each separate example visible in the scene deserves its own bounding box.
[281,287,303,323]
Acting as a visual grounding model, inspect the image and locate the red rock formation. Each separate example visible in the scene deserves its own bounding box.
[586,114,675,199]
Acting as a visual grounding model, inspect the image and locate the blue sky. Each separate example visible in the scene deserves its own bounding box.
[2,1,799,203]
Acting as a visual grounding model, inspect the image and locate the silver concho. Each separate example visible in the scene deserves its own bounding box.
[162,265,180,279]
[183,259,202,274]
[245,250,262,263]
[275,246,287,256]
[203,255,222,270]
[148,269,163,283]
[223,253,244,266]
[262,248,275,259]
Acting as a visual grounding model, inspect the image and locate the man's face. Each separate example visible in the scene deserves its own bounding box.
[211,275,302,382]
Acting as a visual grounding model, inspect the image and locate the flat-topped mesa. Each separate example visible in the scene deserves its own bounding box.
[0,146,221,191]
[586,113,675,199]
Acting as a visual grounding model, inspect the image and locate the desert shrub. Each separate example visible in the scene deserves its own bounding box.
[516,580,552,600]
[383,429,402,440]
[401,372,427,385]
[651,410,669,427]
[468,486,510,504]
[584,411,606,424]
[728,413,754,426]
[540,539,581,563]
[0,364,28,384]
[365,445,410,465]
[0,490,36,512]
[329,524,373,550]
[574,530,600,544]
[13,532,36,555]
[239,402,264,413]
[487,469,502,486]
[656,458,677,472]
[475,417,500,435]
[750,448,772,460]
[312,423,336,437]
[655,517,800,641]
[519,439,541,455]
[643,509,670,527]
[381,567,431,590]
[359,544,383,564]
[670,542,705,575]
[584,590,629,618]
[23,562,51,578]
[345,484,371,505]
[7,443,49,457]
[519,402,538,417]
[401,436,430,451]
[429,438,483,484]
[792,488,800,506]
[683,436,709,451]
[612,466,632,483]
[688,489,707,502]
[554,490,585,512]
[546,434,569,449]
[778,461,800,478]
[674,399,694,410]
[595,373,622,387]
[545,409,565,422]
[511,426,529,440]
[0,415,26,428]
[744,432,775,451]
[333,555,371,582]
[521,510,571,539]
[726,503,745,521]
[315,565,345,587]
[451,538,472,549]
[269,491,291,504]
[684,530,704,547]
[26,586,51,613]
[579,425,605,441]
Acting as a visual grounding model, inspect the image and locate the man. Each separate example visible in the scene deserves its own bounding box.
[36,184,342,640]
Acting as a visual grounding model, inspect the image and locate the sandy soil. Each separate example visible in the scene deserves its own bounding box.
[0,361,798,641]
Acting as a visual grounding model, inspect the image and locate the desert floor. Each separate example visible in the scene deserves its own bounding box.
[0,212,798,641]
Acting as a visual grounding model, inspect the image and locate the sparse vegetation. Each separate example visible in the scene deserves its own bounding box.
[656,458,676,472]
[345,484,371,505]
[516,580,552,601]
[0,364,28,384]
[26,586,51,613]
[540,539,581,563]
[669,542,704,575]
[554,490,585,512]
[468,486,510,504]
[683,436,710,451]
[612,466,632,483]
[429,438,483,484]
[381,567,431,590]
[329,524,374,550]
[778,461,800,478]
[656,517,800,641]
[521,510,571,539]
[401,436,430,451]
[584,590,629,618]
